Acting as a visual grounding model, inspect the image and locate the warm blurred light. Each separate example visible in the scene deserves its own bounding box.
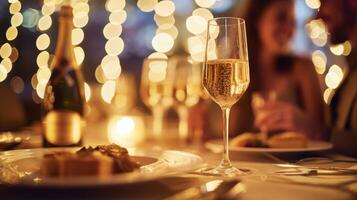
[108,116,145,147]
[155,0,175,17]
[154,14,175,28]
[0,43,12,59]
[9,47,19,62]
[137,0,158,12]
[31,74,38,89]
[32,90,42,104]
[342,41,352,56]
[10,76,24,94]
[73,2,90,17]
[186,15,206,35]
[37,51,50,68]
[9,1,21,14]
[323,88,334,104]
[41,2,55,15]
[0,64,7,82]
[95,65,106,84]
[105,37,124,56]
[1,58,13,73]
[329,44,344,56]
[74,46,85,65]
[10,12,23,27]
[6,26,18,41]
[84,82,91,102]
[149,59,168,71]
[109,10,127,25]
[73,15,88,28]
[36,33,50,50]
[37,67,51,82]
[103,23,122,40]
[152,33,174,53]
[305,0,321,9]
[101,55,122,80]
[192,8,213,21]
[188,36,204,55]
[105,0,125,12]
[306,19,327,47]
[194,0,216,8]
[38,15,52,31]
[325,64,344,89]
[148,52,168,59]
[311,50,327,74]
[36,82,47,99]
[157,25,178,39]
[149,69,167,82]
[101,80,116,103]
[72,28,84,45]
[312,33,327,47]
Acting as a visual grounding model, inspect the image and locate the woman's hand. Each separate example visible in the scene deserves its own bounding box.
[254,101,315,137]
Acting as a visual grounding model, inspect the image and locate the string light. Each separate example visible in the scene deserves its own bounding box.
[99,0,127,103]
[0,0,22,83]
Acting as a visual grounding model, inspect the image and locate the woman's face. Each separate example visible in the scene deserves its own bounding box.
[258,1,295,55]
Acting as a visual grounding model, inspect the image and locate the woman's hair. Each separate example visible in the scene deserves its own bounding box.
[241,0,294,91]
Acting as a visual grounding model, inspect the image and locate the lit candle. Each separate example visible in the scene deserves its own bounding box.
[107,115,145,147]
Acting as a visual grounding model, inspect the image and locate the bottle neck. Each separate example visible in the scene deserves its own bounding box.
[53,13,79,69]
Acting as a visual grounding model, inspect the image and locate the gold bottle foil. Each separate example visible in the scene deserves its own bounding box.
[43,111,82,145]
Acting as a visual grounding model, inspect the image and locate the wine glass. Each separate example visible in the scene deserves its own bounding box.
[202,17,250,176]
[140,58,174,139]
[171,55,202,141]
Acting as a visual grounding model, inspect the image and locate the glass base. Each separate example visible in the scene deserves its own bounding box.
[197,163,251,177]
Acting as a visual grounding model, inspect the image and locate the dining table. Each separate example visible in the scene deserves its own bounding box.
[0,120,356,200]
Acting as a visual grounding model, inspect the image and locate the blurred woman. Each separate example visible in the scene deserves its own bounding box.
[201,0,326,140]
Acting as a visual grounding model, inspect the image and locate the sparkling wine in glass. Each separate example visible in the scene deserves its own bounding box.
[202,17,250,176]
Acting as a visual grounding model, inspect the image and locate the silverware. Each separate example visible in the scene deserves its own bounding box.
[164,179,244,200]
[275,167,357,176]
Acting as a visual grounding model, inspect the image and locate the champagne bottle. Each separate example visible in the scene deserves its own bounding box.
[42,6,85,147]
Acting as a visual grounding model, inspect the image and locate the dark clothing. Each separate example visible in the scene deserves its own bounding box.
[330,49,357,157]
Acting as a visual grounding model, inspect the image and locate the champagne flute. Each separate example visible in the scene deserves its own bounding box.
[140,58,174,139]
[202,17,250,176]
[171,56,202,141]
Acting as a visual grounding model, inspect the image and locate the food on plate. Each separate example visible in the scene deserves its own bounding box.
[41,144,140,177]
[230,132,267,147]
[230,131,308,148]
[267,131,308,148]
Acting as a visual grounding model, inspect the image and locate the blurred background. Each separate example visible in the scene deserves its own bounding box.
[0,0,351,128]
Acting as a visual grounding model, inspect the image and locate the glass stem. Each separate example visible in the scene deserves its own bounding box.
[177,106,189,141]
[152,107,163,139]
[220,107,232,168]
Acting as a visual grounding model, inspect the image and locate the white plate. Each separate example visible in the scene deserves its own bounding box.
[205,139,333,153]
[0,147,202,187]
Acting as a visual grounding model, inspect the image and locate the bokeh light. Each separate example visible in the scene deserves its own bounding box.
[325,65,344,89]
[0,43,12,59]
[36,51,50,68]
[105,37,124,56]
[1,58,13,73]
[84,82,91,102]
[103,23,122,39]
[186,15,207,35]
[0,64,7,82]
[105,0,126,12]
[137,0,158,12]
[6,26,18,41]
[152,32,174,53]
[194,0,216,8]
[305,0,321,9]
[72,28,84,45]
[10,12,23,27]
[109,10,127,25]
[101,80,116,103]
[155,0,175,17]
[10,76,24,94]
[36,33,50,50]
[38,15,52,31]
[74,46,85,65]
[311,50,327,74]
